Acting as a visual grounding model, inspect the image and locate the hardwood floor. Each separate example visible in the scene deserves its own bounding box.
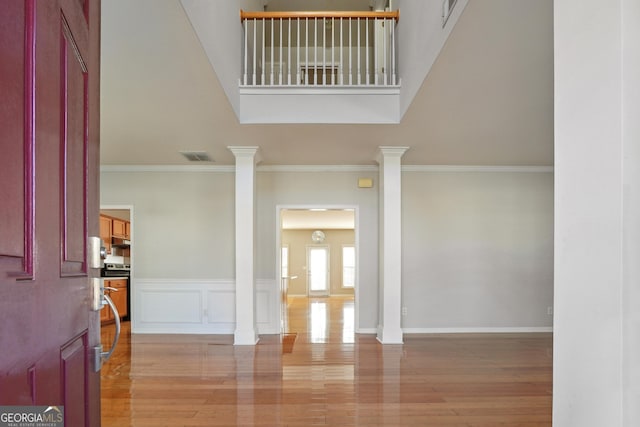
[101,296,552,426]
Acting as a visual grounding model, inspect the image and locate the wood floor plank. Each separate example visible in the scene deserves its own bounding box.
[101,296,552,426]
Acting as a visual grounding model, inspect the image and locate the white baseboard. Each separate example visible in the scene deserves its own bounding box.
[402,327,553,334]
[356,328,377,334]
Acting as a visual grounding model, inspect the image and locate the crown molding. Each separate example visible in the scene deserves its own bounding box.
[100,164,553,173]
[257,165,379,173]
[402,165,554,173]
[100,165,235,173]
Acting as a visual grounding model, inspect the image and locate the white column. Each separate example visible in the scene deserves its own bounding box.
[554,0,640,425]
[228,146,260,345]
[376,146,408,344]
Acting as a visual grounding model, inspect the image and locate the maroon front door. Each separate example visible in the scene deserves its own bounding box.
[1,0,101,425]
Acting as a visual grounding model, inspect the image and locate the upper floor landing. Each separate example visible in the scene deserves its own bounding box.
[180,0,468,124]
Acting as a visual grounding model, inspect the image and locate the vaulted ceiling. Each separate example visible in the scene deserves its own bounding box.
[100,0,553,166]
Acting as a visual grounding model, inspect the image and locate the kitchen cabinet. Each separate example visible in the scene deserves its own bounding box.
[101,278,128,323]
[111,218,127,239]
[99,215,112,254]
[100,214,131,254]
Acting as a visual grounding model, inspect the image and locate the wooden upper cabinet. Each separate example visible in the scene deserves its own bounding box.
[125,221,131,240]
[99,215,112,254]
[111,218,126,238]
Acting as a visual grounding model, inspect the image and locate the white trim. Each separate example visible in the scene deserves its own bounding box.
[356,328,378,334]
[403,327,553,334]
[100,165,235,173]
[402,165,554,173]
[101,164,554,174]
[259,165,378,173]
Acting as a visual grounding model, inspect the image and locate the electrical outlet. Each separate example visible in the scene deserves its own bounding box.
[402,307,407,316]
[547,306,553,315]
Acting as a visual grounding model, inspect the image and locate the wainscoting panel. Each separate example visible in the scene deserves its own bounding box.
[256,279,279,334]
[206,289,235,333]
[141,290,202,323]
[132,279,279,335]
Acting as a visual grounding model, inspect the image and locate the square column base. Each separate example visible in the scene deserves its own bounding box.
[234,329,259,346]
[376,325,404,344]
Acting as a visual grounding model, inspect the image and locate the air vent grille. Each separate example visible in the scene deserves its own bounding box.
[180,151,213,162]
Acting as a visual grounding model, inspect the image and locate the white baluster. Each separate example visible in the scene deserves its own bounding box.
[391,17,396,85]
[297,18,300,85]
[288,17,291,85]
[253,19,257,85]
[323,17,326,86]
[349,18,352,85]
[339,17,343,85]
[331,17,335,85]
[314,17,318,85]
[357,17,361,85]
[374,18,378,85]
[243,19,248,85]
[365,18,369,85]
[306,18,309,85]
[261,19,265,85]
[270,18,274,85]
[383,18,387,85]
[278,18,282,85]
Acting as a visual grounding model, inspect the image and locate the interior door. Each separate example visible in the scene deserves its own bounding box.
[307,246,330,296]
[0,1,101,425]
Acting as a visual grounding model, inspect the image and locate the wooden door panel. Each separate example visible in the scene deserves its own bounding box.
[0,1,34,277]
[61,334,88,427]
[60,12,89,276]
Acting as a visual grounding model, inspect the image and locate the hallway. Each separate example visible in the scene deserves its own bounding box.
[101,297,552,426]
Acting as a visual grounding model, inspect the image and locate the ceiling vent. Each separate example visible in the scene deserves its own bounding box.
[180,151,213,162]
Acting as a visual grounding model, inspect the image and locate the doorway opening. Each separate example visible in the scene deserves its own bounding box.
[100,205,134,326]
[278,207,357,344]
[307,245,330,296]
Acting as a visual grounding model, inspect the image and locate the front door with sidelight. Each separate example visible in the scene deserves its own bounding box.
[307,246,330,296]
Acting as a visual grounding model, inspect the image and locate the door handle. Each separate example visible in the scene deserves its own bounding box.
[100,294,121,361]
[91,290,121,372]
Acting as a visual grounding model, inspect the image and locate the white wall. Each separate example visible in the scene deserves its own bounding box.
[554,0,640,425]
[394,0,468,117]
[101,170,235,278]
[623,1,640,423]
[101,167,554,336]
[180,0,263,116]
[402,170,554,331]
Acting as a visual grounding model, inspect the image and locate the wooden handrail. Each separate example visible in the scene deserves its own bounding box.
[240,9,399,22]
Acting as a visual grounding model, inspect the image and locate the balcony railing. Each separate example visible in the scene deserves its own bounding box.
[240,10,400,87]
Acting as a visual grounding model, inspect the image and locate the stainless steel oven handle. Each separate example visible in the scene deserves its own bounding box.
[100,294,121,362]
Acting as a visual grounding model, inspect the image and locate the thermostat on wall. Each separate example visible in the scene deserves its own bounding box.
[358,178,373,188]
